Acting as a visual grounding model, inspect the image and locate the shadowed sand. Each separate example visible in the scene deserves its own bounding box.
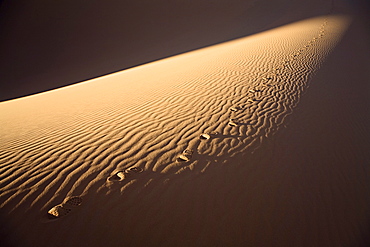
[1,1,370,246]
[0,0,340,101]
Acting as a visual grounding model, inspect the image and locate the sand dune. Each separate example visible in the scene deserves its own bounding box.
[0,0,337,101]
[1,1,370,246]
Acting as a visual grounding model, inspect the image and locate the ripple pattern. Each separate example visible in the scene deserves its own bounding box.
[0,14,351,247]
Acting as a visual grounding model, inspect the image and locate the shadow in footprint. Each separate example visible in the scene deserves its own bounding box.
[107,171,126,182]
[124,167,143,177]
[176,149,193,162]
[107,167,143,182]
[199,131,220,140]
[230,106,241,112]
[199,133,211,140]
[229,121,239,127]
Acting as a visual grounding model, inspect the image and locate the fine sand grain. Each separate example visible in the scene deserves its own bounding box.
[1,1,369,246]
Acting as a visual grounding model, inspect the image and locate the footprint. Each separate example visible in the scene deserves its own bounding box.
[229,119,239,127]
[47,205,71,219]
[247,98,257,103]
[107,167,143,182]
[199,133,211,140]
[230,106,241,112]
[63,196,82,208]
[125,167,143,175]
[177,149,193,162]
[199,131,220,140]
[45,196,83,221]
[107,171,126,181]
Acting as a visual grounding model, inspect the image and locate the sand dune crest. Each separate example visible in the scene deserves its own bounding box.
[1,12,367,247]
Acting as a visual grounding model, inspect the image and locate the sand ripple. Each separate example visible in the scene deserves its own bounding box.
[0,15,355,247]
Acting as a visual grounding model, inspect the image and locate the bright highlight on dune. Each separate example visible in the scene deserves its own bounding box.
[1,12,369,247]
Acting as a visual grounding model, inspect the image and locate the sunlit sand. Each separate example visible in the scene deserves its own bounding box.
[1,1,369,246]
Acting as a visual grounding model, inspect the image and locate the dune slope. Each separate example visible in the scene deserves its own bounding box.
[1,10,369,247]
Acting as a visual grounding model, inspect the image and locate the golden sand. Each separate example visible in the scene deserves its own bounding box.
[1,1,369,246]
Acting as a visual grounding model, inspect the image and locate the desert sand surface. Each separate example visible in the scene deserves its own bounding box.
[1,0,370,246]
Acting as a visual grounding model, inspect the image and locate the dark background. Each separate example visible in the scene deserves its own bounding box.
[0,0,368,101]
